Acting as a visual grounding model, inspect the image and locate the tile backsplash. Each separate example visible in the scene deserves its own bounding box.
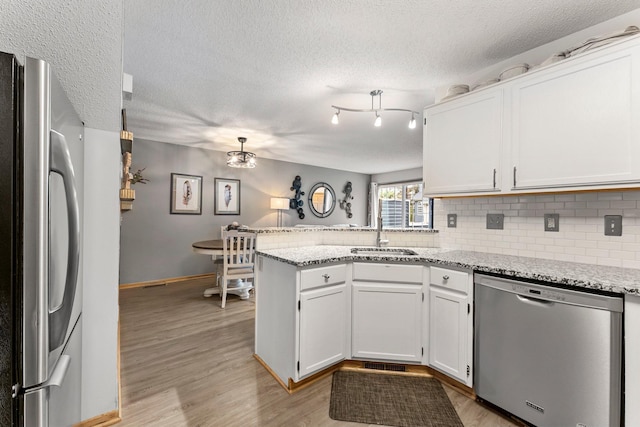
[435,190,640,269]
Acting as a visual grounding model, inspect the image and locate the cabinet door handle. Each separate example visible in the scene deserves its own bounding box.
[322,274,330,280]
[513,166,517,188]
[442,275,449,281]
[492,168,497,189]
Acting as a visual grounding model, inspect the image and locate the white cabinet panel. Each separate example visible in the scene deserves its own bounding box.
[428,266,472,387]
[352,282,422,363]
[424,90,503,195]
[352,262,422,283]
[300,264,347,291]
[429,287,469,384]
[299,284,348,378]
[511,44,640,190]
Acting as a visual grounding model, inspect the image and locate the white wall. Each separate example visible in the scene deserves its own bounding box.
[371,167,422,185]
[82,128,121,419]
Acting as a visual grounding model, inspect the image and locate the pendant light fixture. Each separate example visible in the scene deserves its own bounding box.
[331,90,420,128]
[227,137,256,168]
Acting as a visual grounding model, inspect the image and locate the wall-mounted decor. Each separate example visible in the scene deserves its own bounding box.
[308,182,336,218]
[215,178,241,215]
[170,173,202,214]
[289,175,305,219]
[120,108,136,211]
[339,181,354,218]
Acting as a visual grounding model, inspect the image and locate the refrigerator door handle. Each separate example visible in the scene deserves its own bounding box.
[48,129,80,351]
[12,355,71,398]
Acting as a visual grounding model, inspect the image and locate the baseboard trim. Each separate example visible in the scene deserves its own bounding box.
[74,410,121,427]
[119,273,216,290]
[253,356,473,398]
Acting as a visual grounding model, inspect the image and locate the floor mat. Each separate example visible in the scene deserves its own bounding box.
[329,370,464,427]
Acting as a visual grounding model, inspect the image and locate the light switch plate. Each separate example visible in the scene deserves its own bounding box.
[486,213,504,230]
[447,214,457,228]
[604,215,622,236]
[544,214,559,232]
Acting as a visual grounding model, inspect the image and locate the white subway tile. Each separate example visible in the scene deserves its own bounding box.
[611,200,637,209]
[597,257,622,268]
[575,193,598,202]
[573,255,597,264]
[597,192,623,201]
[554,194,576,202]
[623,259,640,269]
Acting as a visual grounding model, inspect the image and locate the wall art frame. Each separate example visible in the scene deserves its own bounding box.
[214,178,241,215]
[170,173,203,214]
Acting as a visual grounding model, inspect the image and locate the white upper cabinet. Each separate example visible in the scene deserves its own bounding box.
[424,35,640,196]
[511,41,640,190]
[424,90,503,195]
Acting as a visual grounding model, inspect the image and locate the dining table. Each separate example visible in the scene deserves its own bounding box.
[192,239,253,299]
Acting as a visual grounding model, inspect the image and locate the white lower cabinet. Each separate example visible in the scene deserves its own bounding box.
[429,266,473,387]
[298,283,348,377]
[255,257,349,386]
[256,257,473,389]
[351,263,425,363]
[352,282,423,362]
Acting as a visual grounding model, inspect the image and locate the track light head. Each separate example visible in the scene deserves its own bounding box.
[408,115,416,129]
[332,110,340,125]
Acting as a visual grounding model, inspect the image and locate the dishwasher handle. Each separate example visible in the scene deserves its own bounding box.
[517,294,554,307]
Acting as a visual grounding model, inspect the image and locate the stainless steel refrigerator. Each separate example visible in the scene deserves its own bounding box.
[0,52,84,427]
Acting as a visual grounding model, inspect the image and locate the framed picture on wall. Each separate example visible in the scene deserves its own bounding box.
[170,173,203,214]
[214,178,240,215]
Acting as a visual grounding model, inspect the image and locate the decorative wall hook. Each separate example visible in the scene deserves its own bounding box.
[290,175,305,219]
[339,181,354,218]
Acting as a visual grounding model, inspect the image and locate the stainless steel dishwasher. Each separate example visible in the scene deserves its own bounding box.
[474,273,623,427]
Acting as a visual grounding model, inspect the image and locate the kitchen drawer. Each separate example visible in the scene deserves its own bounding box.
[430,266,469,294]
[300,264,347,291]
[352,263,423,284]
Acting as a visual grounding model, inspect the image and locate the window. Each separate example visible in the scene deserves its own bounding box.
[378,182,432,228]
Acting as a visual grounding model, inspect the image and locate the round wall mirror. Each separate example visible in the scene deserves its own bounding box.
[308,182,336,218]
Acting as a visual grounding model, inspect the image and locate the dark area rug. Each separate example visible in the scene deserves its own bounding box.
[329,370,464,427]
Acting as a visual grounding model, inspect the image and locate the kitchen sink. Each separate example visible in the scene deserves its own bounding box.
[350,247,418,256]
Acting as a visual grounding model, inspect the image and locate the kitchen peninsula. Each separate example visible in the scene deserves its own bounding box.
[251,227,640,425]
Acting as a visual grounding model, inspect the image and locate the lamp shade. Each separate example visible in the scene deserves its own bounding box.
[270,197,290,210]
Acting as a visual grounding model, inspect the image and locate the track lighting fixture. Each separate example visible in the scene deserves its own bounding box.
[331,89,419,129]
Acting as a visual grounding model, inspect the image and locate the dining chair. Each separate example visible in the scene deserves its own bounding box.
[219,230,256,308]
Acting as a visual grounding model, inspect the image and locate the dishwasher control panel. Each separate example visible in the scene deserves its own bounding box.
[511,284,566,302]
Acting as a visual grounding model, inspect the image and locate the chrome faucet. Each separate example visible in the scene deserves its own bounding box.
[376,199,388,247]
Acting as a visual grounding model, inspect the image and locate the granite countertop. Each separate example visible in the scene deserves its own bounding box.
[256,245,640,295]
[246,226,438,234]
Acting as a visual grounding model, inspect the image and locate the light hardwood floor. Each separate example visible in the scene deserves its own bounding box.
[119,279,519,427]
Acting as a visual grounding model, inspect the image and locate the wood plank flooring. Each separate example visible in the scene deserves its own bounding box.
[119,279,519,427]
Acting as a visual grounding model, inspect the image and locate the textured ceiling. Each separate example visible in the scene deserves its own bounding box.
[123,0,640,174]
[0,0,123,132]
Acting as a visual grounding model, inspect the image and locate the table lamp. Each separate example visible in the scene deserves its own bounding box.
[270,197,290,227]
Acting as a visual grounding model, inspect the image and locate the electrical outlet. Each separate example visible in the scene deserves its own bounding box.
[447,214,457,228]
[604,215,622,236]
[486,213,504,230]
[544,214,559,232]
